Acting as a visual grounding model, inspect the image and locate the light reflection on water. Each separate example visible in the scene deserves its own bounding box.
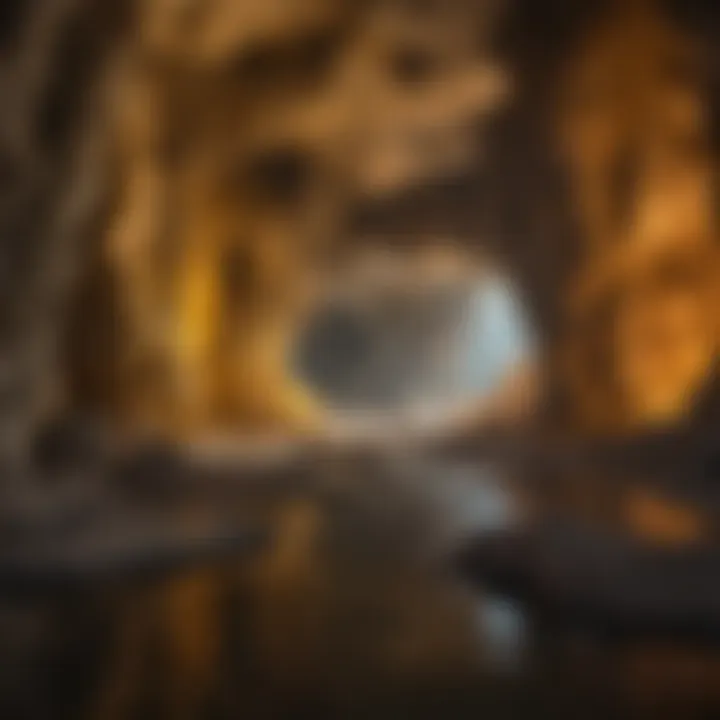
[477,596,527,673]
[458,484,528,673]
[434,463,518,535]
[420,461,528,672]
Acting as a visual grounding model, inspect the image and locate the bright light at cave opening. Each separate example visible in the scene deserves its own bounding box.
[435,274,534,403]
[295,261,537,432]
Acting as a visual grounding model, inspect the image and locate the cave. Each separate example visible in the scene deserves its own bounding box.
[0,1,718,718]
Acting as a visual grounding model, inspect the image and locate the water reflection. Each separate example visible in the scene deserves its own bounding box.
[418,460,527,670]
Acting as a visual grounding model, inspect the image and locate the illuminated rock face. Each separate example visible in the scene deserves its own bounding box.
[557,0,718,432]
